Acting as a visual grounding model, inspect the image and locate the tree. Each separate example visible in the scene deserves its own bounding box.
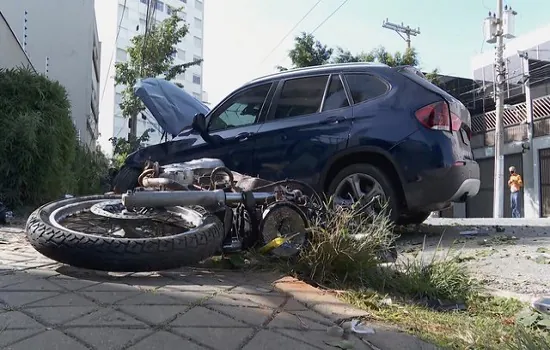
[280,33,440,85]
[113,7,201,156]
[277,32,333,71]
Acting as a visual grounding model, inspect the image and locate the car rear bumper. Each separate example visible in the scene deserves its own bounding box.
[403,161,480,212]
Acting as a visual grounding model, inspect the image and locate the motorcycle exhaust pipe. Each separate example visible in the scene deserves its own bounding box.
[121,190,274,208]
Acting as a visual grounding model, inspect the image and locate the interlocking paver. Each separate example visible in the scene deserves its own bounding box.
[4,329,88,350]
[127,330,206,350]
[206,304,274,325]
[66,308,147,327]
[0,224,435,350]
[267,311,328,330]
[172,327,255,350]
[0,329,46,348]
[242,329,318,350]
[66,327,152,350]
[119,305,189,324]
[170,306,247,327]
[25,306,97,325]
[0,291,60,307]
[0,310,44,329]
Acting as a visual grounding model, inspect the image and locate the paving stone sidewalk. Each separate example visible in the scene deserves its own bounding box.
[0,225,437,350]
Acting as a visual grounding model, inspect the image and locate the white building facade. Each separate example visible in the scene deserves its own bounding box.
[0,0,101,151]
[101,0,205,152]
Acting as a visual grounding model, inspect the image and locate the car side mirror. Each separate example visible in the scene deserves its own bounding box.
[192,113,207,133]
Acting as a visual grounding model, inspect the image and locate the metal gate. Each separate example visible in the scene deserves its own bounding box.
[539,148,550,217]
[466,153,524,218]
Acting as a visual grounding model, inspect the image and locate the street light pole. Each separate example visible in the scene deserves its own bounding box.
[492,0,506,218]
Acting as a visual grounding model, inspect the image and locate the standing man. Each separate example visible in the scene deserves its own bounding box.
[508,166,523,218]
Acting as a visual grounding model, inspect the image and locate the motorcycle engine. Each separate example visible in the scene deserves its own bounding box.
[159,158,227,188]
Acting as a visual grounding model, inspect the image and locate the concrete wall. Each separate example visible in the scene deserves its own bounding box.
[0,0,100,150]
[0,12,33,70]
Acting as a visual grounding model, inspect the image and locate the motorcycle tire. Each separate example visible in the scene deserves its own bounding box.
[112,166,141,193]
[25,194,225,272]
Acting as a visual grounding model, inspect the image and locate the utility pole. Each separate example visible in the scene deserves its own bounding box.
[519,50,538,217]
[381,19,420,49]
[493,0,506,218]
[483,2,517,218]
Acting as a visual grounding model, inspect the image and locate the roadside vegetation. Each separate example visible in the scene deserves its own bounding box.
[207,201,550,349]
[0,67,109,211]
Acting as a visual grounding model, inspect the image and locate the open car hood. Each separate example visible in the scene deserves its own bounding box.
[133,78,210,137]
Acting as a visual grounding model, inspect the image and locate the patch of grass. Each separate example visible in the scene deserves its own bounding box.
[343,291,549,349]
[293,201,397,285]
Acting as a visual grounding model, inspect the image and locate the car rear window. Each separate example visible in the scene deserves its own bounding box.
[344,74,389,104]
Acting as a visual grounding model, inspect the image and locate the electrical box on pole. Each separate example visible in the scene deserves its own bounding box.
[503,5,517,39]
[484,13,497,43]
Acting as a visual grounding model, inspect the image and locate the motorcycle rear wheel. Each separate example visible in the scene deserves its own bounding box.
[25,194,225,272]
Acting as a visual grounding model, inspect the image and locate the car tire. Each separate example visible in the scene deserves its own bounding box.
[327,163,401,222]
[397,211,431,226]
[112,166,141,194]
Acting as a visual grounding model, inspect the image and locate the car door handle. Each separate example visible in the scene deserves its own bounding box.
[235,132,253,141]
[320,116,346,125]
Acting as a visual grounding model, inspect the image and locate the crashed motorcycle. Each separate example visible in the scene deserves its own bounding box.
[25,158,323,272]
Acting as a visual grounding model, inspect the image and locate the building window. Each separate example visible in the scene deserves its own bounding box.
[116,48,127,62]
[177,49,185,60]
[166,5,173,15]
[193,36,202,48]
[155,0,164,11]
[194,17,202,29]
[193,74,201,84]
[140,0,147,3]
[195,0,203,11]
[180,0,187,3]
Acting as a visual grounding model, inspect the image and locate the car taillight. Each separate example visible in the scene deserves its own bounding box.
[415,101,462,132]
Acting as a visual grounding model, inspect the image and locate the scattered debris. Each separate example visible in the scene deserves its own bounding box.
[348,319,376,334]
[460,228,489,236]
[533,297,550,315]
[0,201,13,225]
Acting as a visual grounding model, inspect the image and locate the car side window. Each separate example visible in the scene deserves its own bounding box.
[322,75,350,112]
[344,74,389,104]
[273,75,328,119]
[208,83,272,132]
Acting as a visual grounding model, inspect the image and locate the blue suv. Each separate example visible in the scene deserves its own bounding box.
[114,63,480,225]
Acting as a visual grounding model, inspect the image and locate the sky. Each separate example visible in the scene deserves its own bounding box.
[201,0,550,105]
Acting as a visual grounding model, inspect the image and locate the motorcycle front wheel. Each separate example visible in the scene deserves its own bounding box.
[25,194,225,272]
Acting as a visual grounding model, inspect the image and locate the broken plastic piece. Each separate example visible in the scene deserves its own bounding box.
[350,319,376,334]
[532,297,550,315]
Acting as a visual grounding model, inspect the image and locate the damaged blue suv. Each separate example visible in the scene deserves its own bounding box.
[113,63,480,225]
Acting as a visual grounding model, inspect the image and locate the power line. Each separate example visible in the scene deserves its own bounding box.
[258,0,323,65]
[311,0,349,34]
[274,0,350,68]
[100,0,127,105]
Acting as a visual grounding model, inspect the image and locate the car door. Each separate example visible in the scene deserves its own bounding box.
[251,74,354,188]
[166,82,275,175]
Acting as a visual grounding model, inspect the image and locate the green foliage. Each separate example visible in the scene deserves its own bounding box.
[0,67,109,208]
[109,128,154,169]
[114,7,201,120]
[280,32,440,85]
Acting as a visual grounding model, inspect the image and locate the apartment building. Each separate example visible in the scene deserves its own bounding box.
[0,0,101,150]
[100,0,205,151]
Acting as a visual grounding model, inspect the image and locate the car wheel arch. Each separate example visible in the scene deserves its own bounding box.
[320,146,407,208]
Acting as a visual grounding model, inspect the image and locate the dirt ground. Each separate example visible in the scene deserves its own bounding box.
[397,220,550,297]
